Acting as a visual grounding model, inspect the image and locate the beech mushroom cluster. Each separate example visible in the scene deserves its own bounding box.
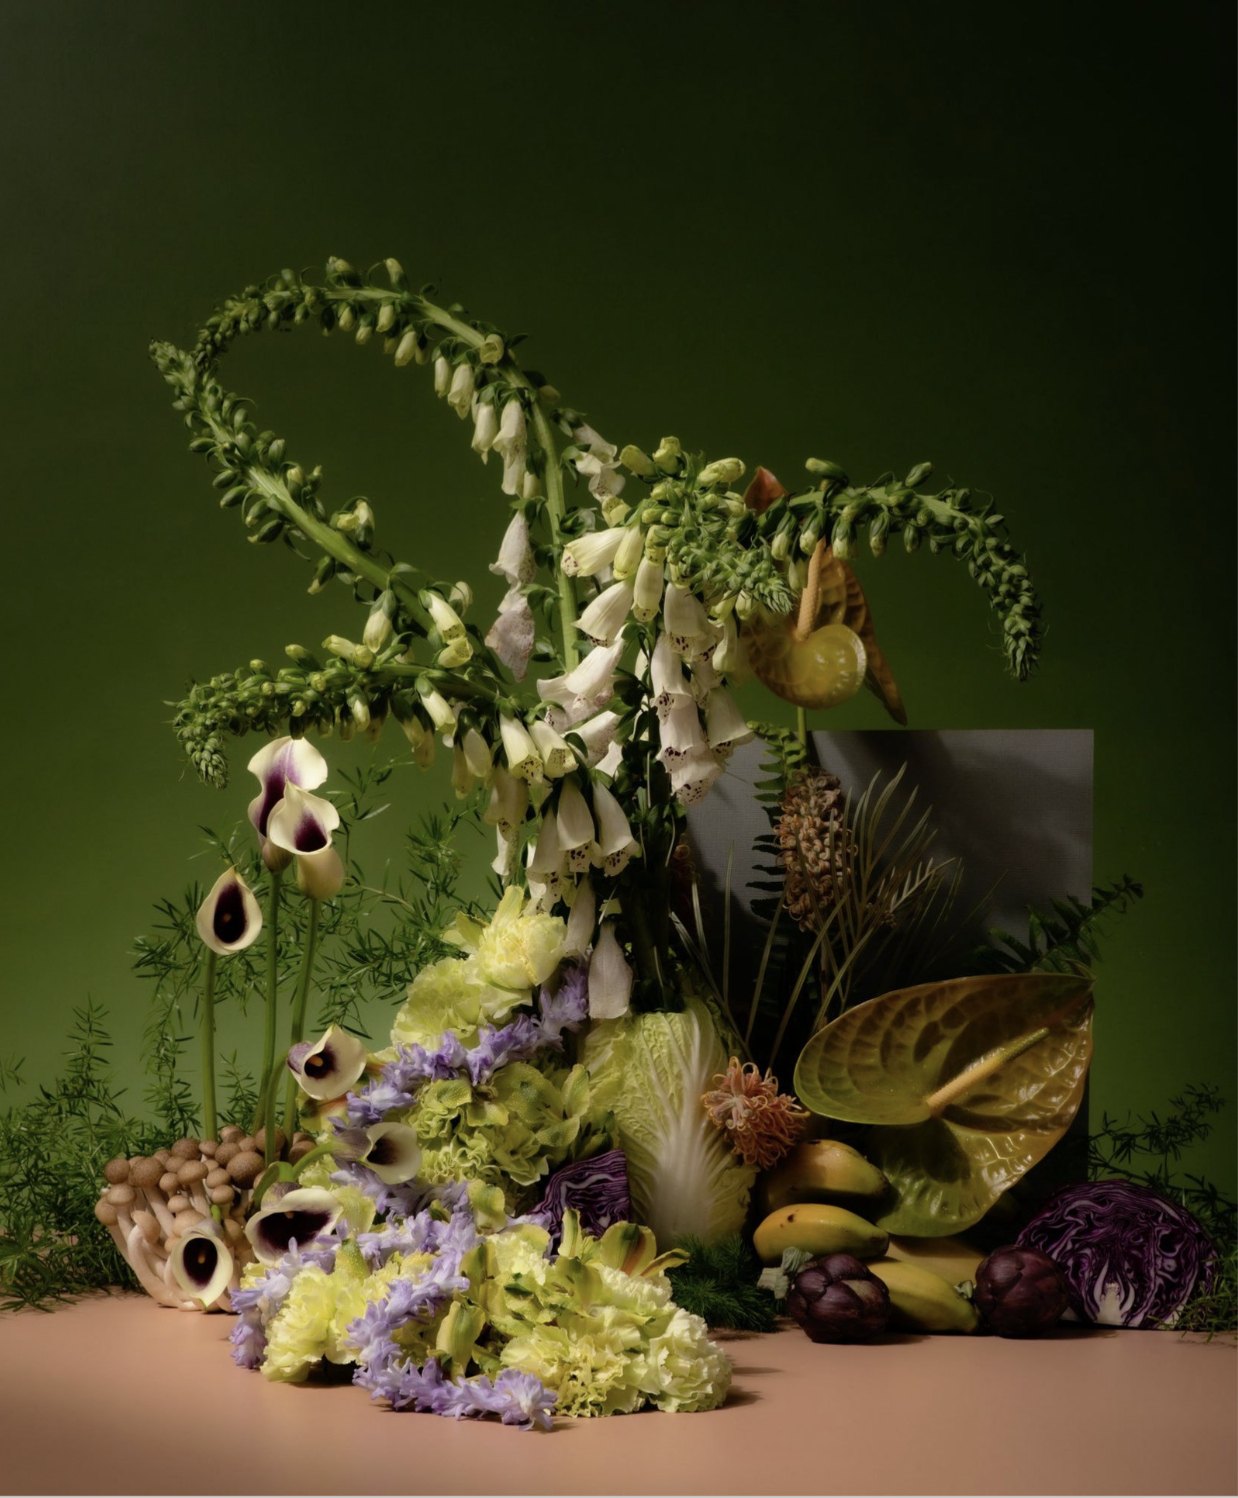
[95,1124,316,1309]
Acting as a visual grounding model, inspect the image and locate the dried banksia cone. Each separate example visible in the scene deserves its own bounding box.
[775,768,854,931]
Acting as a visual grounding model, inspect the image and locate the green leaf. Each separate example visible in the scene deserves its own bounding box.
[793,973,1094,1234]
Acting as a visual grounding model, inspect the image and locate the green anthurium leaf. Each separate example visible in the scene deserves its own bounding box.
[793,973,1094,1235]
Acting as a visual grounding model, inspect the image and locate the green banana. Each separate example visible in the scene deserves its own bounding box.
[868,1258,979,1333]
[752,1203,889,1264]
[757,1140,889,1216]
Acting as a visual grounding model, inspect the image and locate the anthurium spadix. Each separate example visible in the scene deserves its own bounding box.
[266,784,344,900]
[195,867,263,955]
[287,1024,368,1100]
[247,736,329,871]
[245,1187,343,1264]
[169,1228,234,1307]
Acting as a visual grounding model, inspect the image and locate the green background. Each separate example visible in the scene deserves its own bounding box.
[1,4,1233,1191]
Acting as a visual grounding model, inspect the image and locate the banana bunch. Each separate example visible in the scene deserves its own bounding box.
[753,1140,979,1334]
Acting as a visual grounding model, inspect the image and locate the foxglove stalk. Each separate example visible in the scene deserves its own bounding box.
[267,784,345,900]
[247,737,329,871]
[588,922,633,1019]
[196,867,264,955]
[576,579,634,646]
[589,782,640,876]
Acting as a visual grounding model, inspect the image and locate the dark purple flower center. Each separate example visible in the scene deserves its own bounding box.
[212,881,247,944]
[182,1238,220,1288]
[259,1209,333,1255]
[367,1136,401,1168]
[304,1050,332,1080]
[294,812,328,853]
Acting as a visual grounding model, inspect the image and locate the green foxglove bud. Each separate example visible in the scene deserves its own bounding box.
[250,517,284,545]
[799,519,822,555]
[620,444,656,478]
[904,460,933,488]
[478,333,505,365]
[363,591,397,652]
[394,329,420,366]
[355,320,374,345]
[375,302,396,334]
[384,257,407,289]
[653,436,683,472]
[697,457,745,488]
[806,457,849,483]
[348,692,371,732]
[902,522,922,553]
[869,513,890,555]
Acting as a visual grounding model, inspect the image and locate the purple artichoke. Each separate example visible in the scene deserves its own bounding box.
[787,1253,891,1343]
[1018,1180,1216,1328]
[975,1245,1069,1337]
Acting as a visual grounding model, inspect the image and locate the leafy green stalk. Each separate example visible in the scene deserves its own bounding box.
[282,897,321,1139]
[199,949,218,1142]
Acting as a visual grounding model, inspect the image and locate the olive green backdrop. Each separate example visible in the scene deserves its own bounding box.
[1,4,1233,1190]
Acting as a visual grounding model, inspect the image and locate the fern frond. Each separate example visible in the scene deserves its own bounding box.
[968,876,1144,975]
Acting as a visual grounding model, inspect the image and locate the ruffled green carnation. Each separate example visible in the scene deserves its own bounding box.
[393,954,518,1050]
[470,887,567,990]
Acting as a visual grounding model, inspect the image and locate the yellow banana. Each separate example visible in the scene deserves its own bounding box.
[758,1140,889,1216]
[753,1203,889,1264]
[868,1258,979,1333]
[884,1234,985,1285]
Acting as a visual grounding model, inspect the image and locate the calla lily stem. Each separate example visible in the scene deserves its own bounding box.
[200,949,218,1143]
[256,867,283,1162]
[282,897,322,1139]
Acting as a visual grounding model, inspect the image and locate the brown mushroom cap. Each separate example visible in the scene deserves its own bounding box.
[226,1150,265,1187]
[236,1136,257,1154]
[199,1139,218,1157]
[167,1194,189,1214]
[169,1137,200,1159]
[176,1159,210,1185]
[288,1139,316,1164]
[173,1208,205,1233]
[206,1168,230,1189]
[293,1131,315,1146]
[222,1216,246,1243]
[253,1126,286,1157]
[95,1199,119,1226]
[129,1157,165,1190]
[106,1184,136,1208]
[103,1158,130,1185]
[213,1141,240,1166]
[132,1209,161,1243]
[154,1148,171,1164]
[209,1185,235,1206]
[219,1124,244,1143]
[159,1171,181,1195]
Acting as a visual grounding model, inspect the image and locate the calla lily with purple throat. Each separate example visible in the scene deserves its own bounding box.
[169,1228,235,1308]
[245,1187,343,1264]
[247,736,328,871]
[361,1123,423,1185]
[195,867,263,955]
[287,1023,368,1100]
[267,783,345,900]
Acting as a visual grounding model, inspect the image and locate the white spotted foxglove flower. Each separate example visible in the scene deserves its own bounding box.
[196,867,264,955]
[499,714,543,783]
[611,526,645,582]
[705,687,755,757]
[537,635,626,727]
[632,555,665,622]
[572,425,626,501]
[447,362,475,418]
[668,748,724,806]
[267,784,345,900]
[576,579,634,646]
[530,719,576,778]
[424,592,467,645]
[562,528,627,579]
[664,584,720,659]
[563,873,597,955]
[169,1228,234,1307]
[486,587,536,680]
[461,727,493,783]
[590,782,640,876]
[588,922,633,1019]
[659,696,708,763]
[555,778,595,875]
[492,399,528,497]
[418,685,458,738]
[489,512,537,588]
[711,613,746,677]
[527,807,570,902]
[483,765,529,836]
[287,1023,368,1099]
[650,632,690,715]
[361,1123,422,1185]
[451,741,476,799]
[245,1188,343,1265]
[247,736,329,872]
[471,399,499,460]
[569,709,622,768]
[433,355,452,397]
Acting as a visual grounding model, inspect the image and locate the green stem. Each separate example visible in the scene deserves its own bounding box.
[200,950,218,1142]
[282,899,322,1139]
[257,867,283,1161]
[529,402,579,668]
[796,706,808,749]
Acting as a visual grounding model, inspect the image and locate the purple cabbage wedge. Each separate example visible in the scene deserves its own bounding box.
[526,1149,631,1247]
[1018,1180,1216,1328]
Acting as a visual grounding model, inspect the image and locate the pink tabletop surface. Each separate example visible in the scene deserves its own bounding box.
[0,1293,1233,1496]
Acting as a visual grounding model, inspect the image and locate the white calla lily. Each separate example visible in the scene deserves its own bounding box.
[287,1023,368,1099]
[266,784,345,900]
[196,867,263,955]
[245,1187,343,1265]
[247,736,329,869]
[588,922,633,1019]
[169,1228,235,1307]
[362,1123,423,1185]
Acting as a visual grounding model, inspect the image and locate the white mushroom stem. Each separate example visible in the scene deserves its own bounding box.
[104,1222,129,1259]
[138,1186,179,1241]
[125,1223,182,1308]
[188,1184,213,1220]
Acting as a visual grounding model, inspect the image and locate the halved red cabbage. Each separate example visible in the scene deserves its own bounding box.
[1018,1180,1215,1328]
[527,1149,631,1246]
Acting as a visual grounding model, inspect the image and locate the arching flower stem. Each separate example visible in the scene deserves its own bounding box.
[256,867,283,1163]
[200,948,218,1145]
[282,896,322,1139]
